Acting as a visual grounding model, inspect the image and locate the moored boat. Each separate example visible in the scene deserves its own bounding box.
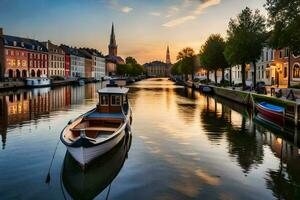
[25,77,51,88]
[61,133,132,200]
[60,86,132,167]
[199,85,212,93]
[255,102,285,126]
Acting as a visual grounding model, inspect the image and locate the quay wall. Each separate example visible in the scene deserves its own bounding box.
[183,81,300,126]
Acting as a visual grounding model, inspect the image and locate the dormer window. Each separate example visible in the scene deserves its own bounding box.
[32,45,35,50]
[21,42,24,47]
[13,41,17,46]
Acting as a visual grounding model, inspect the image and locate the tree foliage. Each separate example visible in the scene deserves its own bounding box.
[116,57,144,76]
[175,47,196,80]
[226,7,266,89]
[199,34,228,84]
[265,0,300,54]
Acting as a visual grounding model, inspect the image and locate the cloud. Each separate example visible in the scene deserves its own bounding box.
[150,12,161,16]
[122,6,133,13]
[163,15,196,27]
[109,0,133,13]
[163,0,221,27]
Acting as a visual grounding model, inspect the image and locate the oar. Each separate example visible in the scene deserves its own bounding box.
[45,137,61,184]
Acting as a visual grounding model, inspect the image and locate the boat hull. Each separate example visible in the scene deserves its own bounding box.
[26,78,51,88]
[256,103,284,126]
[67,128,126,166]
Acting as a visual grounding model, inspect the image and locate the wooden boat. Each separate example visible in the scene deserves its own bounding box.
[61,133,132,200]
[60,86,132,167]
[255,102,285,126]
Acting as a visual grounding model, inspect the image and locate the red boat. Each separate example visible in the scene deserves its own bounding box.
[256,102,285,126]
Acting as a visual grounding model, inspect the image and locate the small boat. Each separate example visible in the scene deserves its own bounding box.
[60,86,132,167]
[25,77,51,88]
[61,133,132,200]
[255,102,285,126]
[78,79,85,86]
[199,85,212,93]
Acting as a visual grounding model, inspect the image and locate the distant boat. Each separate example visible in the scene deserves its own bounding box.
[60,86,132,167]
[256,102,285,126]
[61,133,132,200]
[199,85,212,93]
[25,77,51,88]
[78,79,85,86]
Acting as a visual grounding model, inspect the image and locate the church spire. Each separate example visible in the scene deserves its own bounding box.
[109,22,117,56]
[110,23,116,46]
[166,45,171,64]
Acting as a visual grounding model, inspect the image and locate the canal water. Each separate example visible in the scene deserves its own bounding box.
[0,78,299,200]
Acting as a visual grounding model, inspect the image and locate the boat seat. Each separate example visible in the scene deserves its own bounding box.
[70,126,117,132]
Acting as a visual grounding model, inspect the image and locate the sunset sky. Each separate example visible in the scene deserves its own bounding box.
[0,0,266,64]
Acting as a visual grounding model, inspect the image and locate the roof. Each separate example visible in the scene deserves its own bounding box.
[97,87,129,94]
[105,55,125,64]
[143,61,168,67]
[60,44,85,57]
[3,35,48,52]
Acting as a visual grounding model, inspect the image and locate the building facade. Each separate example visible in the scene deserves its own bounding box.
[26,39,48,78]
[61,45,85,78]
[42,41,65,77]
[81,48,105,80]
[80,49,93,78]
[144,61,169,77]
[3,36,28,78]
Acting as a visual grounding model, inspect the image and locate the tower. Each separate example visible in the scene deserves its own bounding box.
[166,45,171,64]
[108,23,117,56]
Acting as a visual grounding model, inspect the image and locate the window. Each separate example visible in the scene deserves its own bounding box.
[279,50,282,59]
[100,95,109,105]
[283,65,288,78]
[285,48,289,57]
[270,50,274,60]
[111,95,121,106]
[293,64,300,79]
[5,49,8,55]
[265,52,268,61]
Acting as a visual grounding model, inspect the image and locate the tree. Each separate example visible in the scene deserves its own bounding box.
[224,41,236,86]
[116,64,128,76]
[177,47,195,81]
[170,61,182,76]
[226,7,266,90]
[122,56,144,77]
[199,34,228,85]
[265,0,300,87]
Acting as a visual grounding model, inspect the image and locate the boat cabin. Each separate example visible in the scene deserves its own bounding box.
[97,87,129,114]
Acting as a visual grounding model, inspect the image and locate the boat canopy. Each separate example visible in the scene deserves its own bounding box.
[97,87,129,95]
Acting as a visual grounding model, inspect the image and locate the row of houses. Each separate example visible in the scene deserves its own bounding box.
[0,25,123,80]
[205,47,300,86]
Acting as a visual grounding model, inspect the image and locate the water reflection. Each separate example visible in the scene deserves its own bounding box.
[1,78,300,199]
[61,133,132,200]
[0,84,99,150]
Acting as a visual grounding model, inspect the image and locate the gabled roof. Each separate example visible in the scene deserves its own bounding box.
[97,87,129,94]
